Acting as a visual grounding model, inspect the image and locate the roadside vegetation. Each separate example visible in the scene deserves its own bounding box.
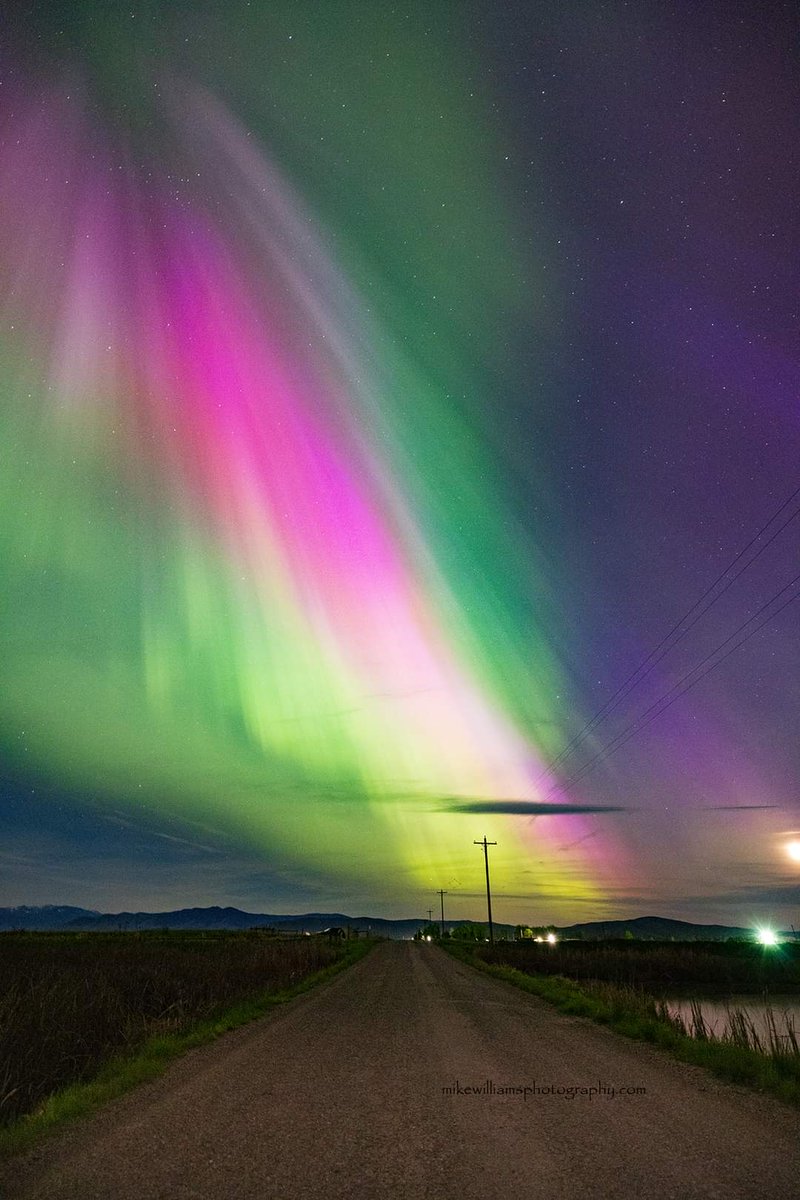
[478,938,800,994]
[445,939,800,1107]
[0,930,372,1152]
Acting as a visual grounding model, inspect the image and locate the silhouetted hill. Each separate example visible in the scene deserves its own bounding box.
[0,905,100,930]
[555,915,758,940]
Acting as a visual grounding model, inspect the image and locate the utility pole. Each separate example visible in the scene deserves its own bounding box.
[427,908,433,925]
[438,889,447,938]
[474,837,497,944]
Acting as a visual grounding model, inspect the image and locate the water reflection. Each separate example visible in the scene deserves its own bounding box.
[665,996,800,1044]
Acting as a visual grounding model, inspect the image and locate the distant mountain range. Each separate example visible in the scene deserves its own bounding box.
[0,906,789,940]
[0,905,428,938]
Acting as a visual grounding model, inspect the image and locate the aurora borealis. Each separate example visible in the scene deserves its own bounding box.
[1,2,798,924]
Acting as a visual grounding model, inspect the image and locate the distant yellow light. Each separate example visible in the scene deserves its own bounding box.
[786,841,800,863]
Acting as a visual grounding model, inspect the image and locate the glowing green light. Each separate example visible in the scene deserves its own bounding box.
[757,929,778,947]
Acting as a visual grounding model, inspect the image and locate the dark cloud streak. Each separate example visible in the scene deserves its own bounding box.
[442,799,629,815]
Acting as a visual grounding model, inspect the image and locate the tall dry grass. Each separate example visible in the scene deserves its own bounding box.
[480,939,800,993]
[0,932,348,1126]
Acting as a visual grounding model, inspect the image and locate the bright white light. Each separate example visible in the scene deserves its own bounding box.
[534,936,543,943]
[425,935,432,942]
[757,928,778,947]
[546,932,557,945]
[786,841,800,863]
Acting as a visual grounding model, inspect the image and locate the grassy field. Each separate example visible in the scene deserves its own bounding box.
[0,930,365,1133]
[476,938,800,994]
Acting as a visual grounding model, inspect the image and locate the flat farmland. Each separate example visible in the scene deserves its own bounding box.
[0,931,356,1128]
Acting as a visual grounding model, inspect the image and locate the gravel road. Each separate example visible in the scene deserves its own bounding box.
[2,940,799,1199]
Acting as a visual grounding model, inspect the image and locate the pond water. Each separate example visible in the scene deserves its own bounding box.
[664,996,800,1044]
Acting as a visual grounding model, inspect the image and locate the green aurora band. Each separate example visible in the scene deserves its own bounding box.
[0,5,620,912]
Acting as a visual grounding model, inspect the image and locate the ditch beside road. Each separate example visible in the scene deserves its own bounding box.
[2,940,799,1199]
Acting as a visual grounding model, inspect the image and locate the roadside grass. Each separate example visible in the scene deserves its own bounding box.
[445,943,800,1108]
[0,937,374,1159]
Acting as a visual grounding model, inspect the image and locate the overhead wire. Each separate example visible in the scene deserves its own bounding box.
[551,570,800,793]
[539,481,800,780]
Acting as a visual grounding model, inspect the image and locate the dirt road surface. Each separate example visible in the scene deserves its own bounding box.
[2,941,799,1199]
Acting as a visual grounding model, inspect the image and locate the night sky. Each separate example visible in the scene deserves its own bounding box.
[1,1,798,926]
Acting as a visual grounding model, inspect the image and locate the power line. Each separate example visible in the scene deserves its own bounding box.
[547,488,800,776]
[557,574,800,790]
[553,573,800,792]
[540,482,800,779]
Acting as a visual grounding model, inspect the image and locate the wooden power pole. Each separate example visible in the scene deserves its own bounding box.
[437,889,447,938]
[474,837,497,944]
